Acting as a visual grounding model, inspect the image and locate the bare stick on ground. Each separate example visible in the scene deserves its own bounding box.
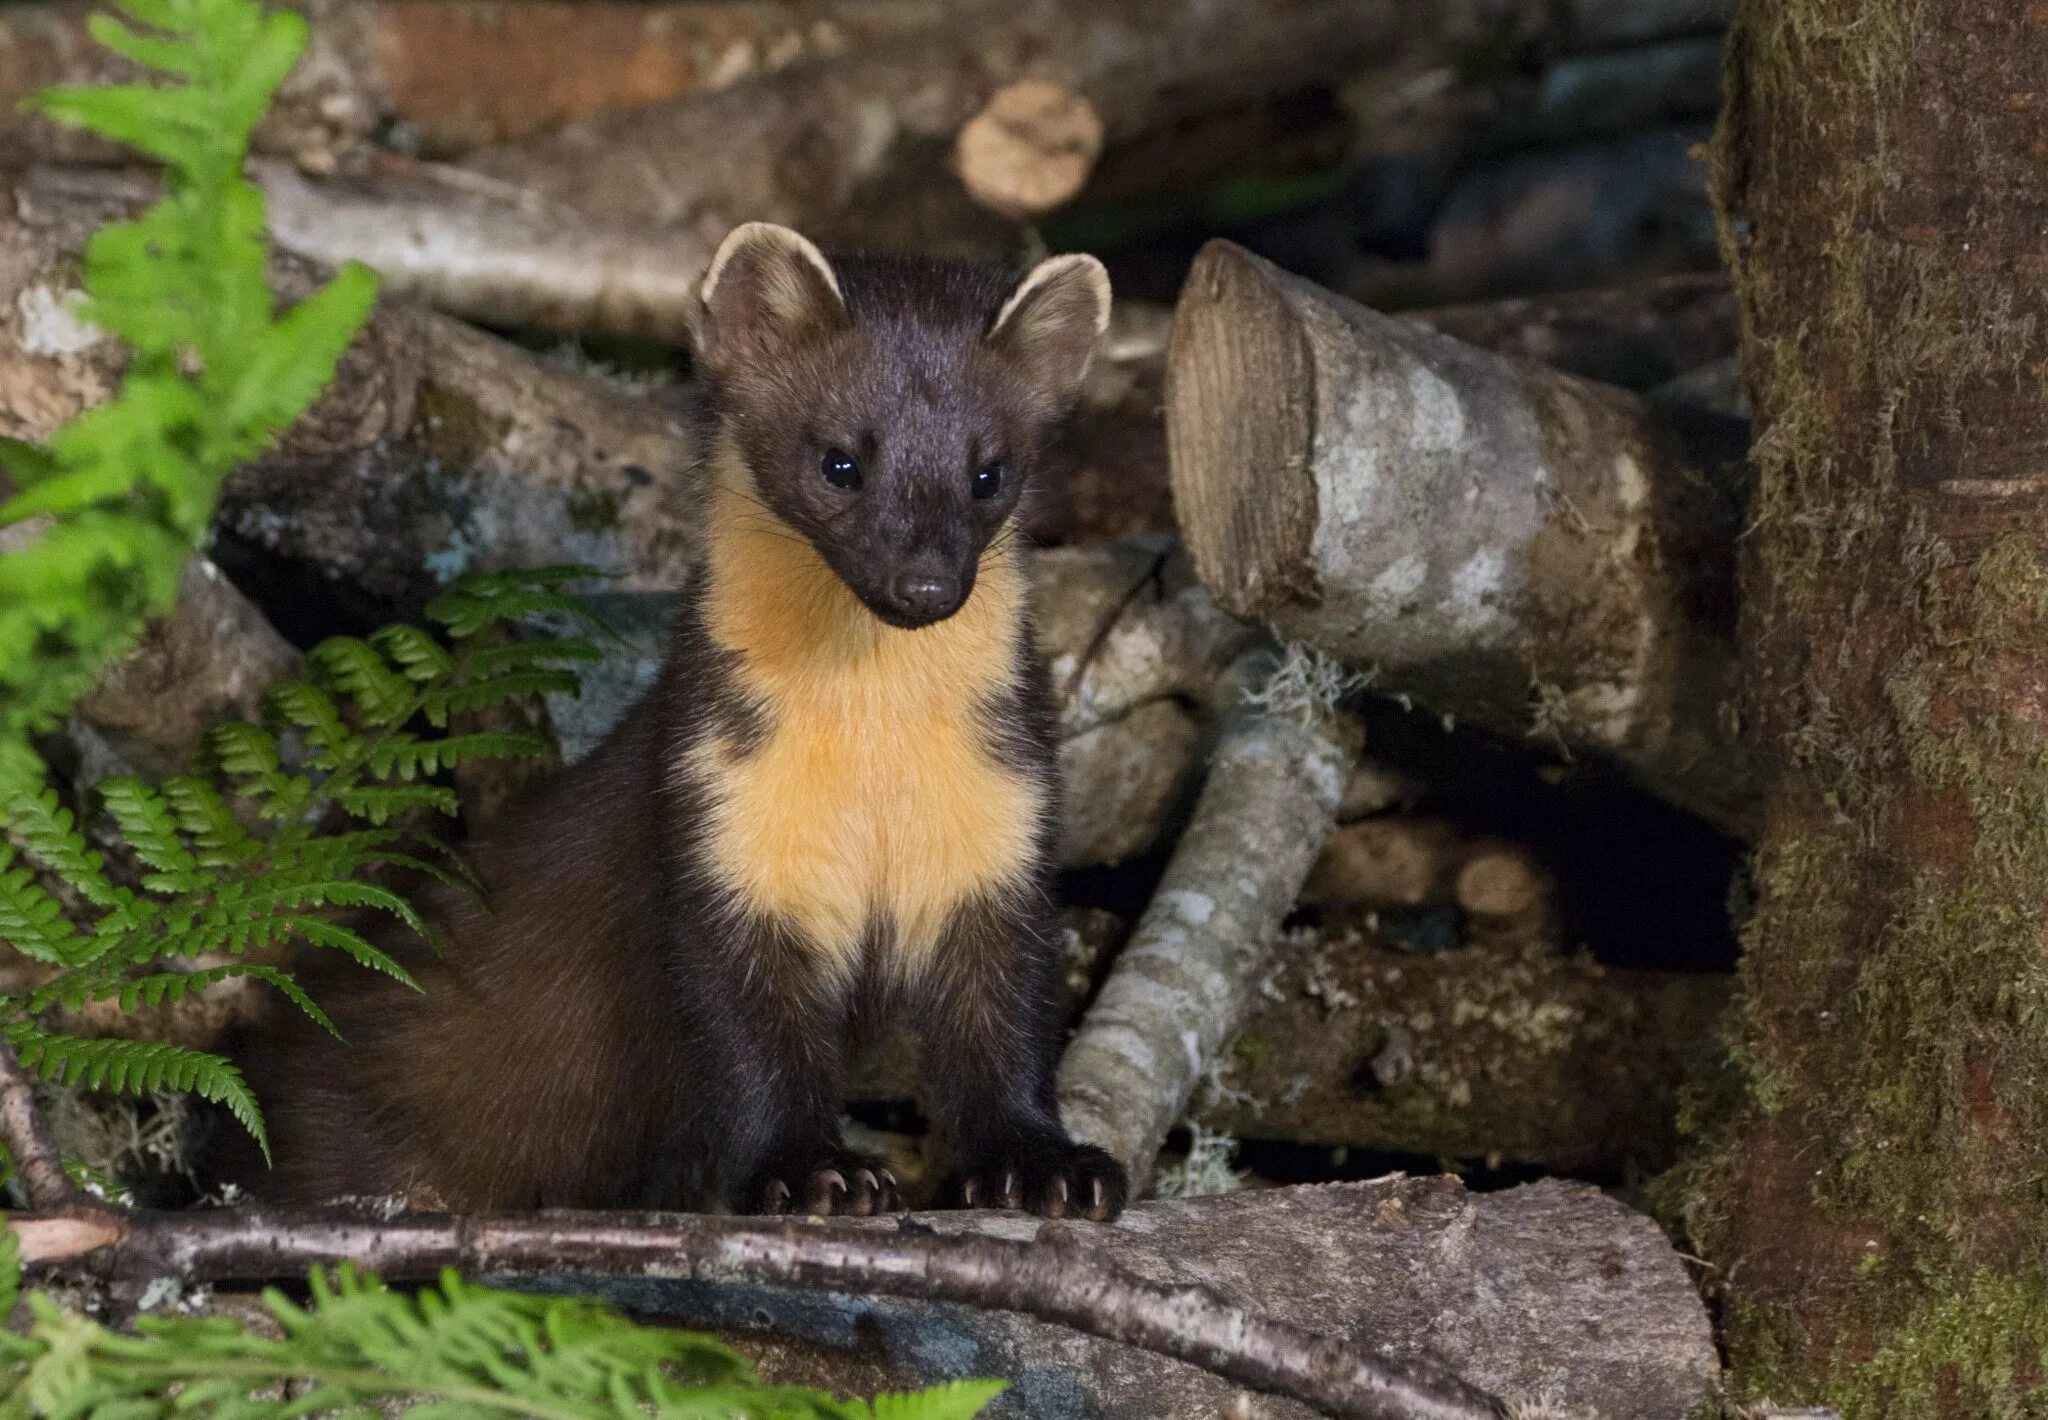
[1167,239,1759,836]
[0,1040,81,1209]
[1058,649,1360,1188]
[11,1200,1509,1420]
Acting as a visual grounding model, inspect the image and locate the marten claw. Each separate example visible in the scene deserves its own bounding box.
[953,1136,1128,1222]
[749,1151,901,1217]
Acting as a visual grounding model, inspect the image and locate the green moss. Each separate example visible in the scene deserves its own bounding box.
[1832,1273,2048,1418]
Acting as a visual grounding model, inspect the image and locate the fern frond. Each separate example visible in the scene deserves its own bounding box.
[370,623,455,682]
[427,670,581,724]
[0,854,87,966]
[0,782,119,908]
[268,681,353,762]
[95,777,201,886]
[159,776,257,865]
[311,636,418,728]
[8,1028,265,1158]
[0,1259,1000,1420]
[368,732,546,781]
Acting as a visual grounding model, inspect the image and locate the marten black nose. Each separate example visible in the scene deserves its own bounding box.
[890,572,962,622]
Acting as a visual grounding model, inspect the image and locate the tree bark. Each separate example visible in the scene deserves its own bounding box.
[1166,239,1758,835]
[9,1202,1513,1420]
[7,1177,1721,1420]
[1057,652,1359,1189]
[0,169,702,609]
[0,1,941,168]
[459,0,1580,245]
[1688,0,2048,1410]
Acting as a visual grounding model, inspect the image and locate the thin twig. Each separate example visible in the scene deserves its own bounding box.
[10,1203,1509,1420]
[0,1038,82,1210]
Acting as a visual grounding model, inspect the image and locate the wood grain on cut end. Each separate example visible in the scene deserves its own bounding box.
[953,79,1104,218]
[1166,240,1321,622]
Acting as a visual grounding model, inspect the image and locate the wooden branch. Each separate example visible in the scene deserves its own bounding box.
[11,1199,1511,1420]
[1167,240,1759,836]
[2,169,702,607]
[0,1040,81,1209]
[461,0,1539,238]
[0,1,942,168]
[1058,652,1360,1188]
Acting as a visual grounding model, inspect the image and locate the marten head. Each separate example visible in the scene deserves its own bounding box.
[693,223,1110,630]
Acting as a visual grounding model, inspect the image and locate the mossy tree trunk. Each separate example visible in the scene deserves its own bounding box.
[1695,0,2048,1410]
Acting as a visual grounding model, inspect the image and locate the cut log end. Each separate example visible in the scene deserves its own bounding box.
[953,79,1104,219]
[1165,239,1321,622]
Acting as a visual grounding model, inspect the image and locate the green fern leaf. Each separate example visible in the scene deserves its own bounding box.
[8,1028,266,1158]
[312,636,419,729]
[368,733,547,781]
[0,782,119,908]
[867,1381,1008,1420]
[269,681,354,760]
[159,776,257,865]
[95,777,200,883]
[334,783,461,824]
[282,919,419,990]
[428,670,581,722]
[0,854,86,966]
[370,623,455,682]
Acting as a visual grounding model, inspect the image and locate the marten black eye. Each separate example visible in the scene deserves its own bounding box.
[972,460,1005,500]
[820,448,861,490]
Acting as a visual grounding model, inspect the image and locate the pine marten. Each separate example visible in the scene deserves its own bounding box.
[228,223,1128,1221]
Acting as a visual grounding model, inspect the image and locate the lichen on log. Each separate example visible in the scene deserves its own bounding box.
[1057,650,1360,1188]
[1166,238,1758,836]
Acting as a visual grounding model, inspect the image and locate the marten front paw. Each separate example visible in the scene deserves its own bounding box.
[746,1150,901,1217]
[953,1136,1127,1221]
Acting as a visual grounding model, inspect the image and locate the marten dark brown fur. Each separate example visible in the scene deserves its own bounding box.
[226,224,1128,1221]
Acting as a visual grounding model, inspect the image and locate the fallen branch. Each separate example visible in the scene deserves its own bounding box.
[459,0,1599,242]
[0,1,942,168]
[1058,650,1359,1188]
[4,169,702,606]
[11,1199,1509,1420]
[1167,239,1758,836]
[0,1040,81,1209]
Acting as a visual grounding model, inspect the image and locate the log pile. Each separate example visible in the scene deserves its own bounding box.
[0,0,1768,1411]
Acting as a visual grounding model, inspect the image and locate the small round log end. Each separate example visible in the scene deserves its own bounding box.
[954,79,1103,219]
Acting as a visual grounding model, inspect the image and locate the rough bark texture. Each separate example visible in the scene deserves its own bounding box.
[462,0,1614,248]
[255,157,714,344]
[0,1040,81,1209]
[70,559,297,779]
[0,1,940,167]
[1057,654,1359,1189]
[14,1180,1714,1419]
[1167,239,1757,835]
[534,1179,1718,1420]
[13,1194,1528,1420]
[1198,924,1728,1177]
[0,169,702,609]
[1685,0,2048,1411]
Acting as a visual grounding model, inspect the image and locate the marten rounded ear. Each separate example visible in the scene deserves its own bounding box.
[696,222,847,367]
[986,252,1111,400]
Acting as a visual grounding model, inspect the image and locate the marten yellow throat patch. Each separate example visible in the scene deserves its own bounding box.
[683,463,1047,975]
